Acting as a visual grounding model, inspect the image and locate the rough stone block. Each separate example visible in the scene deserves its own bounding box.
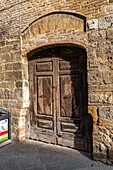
[0,82,6,88]
[109,149,113,160]
[0,73,4,81]
[5,64,13,71]
[48,15,55,33]
[102,72,112,84]
[93,132,103,142]
[98,30,106,39]
[30,23,39,36]
[8,100,17,109]
[0,89,3,99]
[16,81,23,88]
[2,46,13,53]
[86,19,98,31]
[13,43,20,50]
[4,89,13,99]
[107,28,113,40]
[88,71,102,85]
[0,66,2,72]
[14,72,22,80]
[0,53,11,63]
[10,52,21,62]
[93,152,107,164]
[89,92,112,104]
[5,72,14,80]
[99,107,113,119]
[14,89,23,99]
[0,34,3,40]
[13,63,22,70]
[98,126,110,135]
[0,41,5,47]
[0,100,3,107]
[11,117,19,140]
[99,15,113,29]
[87,31,99,42]
[16,100,23,109]
[6,81,15,89]
[87,44,97,59]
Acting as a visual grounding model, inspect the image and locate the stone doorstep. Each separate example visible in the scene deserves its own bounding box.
[0,139,11,148]
[20,138,84,154]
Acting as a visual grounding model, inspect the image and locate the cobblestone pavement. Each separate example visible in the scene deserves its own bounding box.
[0,140,113,170]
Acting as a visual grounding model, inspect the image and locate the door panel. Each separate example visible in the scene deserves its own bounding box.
[58,74,81,136]
[37,76,53,116]
[35,60,55,134]
[36,61,53,72]
[29,58,56,143]
[59,59,79,70]
[29,47,91,152]
[60,75,80,118]
[57,57,87,150]
[37,76,53,130]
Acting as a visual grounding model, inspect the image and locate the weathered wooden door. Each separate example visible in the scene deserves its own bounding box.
[29,47,92,152]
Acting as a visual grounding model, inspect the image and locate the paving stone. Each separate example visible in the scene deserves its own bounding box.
[0,142,113,170]
[45,159,89,170]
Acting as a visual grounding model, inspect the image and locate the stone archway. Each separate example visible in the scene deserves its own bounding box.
[22,11,93,152]
[21,11,86,59]
[27,44,92,152]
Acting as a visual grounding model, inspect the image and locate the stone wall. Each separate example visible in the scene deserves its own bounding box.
[87,14,113,164]
[0,1,29,140]
[0,0,113,165]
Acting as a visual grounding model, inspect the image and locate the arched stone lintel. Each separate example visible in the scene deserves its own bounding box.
[22,10,86,34]
[22,11,86,45]
[22,41,87,60]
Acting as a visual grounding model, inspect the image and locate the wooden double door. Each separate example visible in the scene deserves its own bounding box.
[29,47,91,152]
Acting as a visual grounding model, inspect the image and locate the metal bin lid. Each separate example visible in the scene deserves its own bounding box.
[0,108,9,114]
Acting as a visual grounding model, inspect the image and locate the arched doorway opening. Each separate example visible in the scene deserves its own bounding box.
[28,45,92,152]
